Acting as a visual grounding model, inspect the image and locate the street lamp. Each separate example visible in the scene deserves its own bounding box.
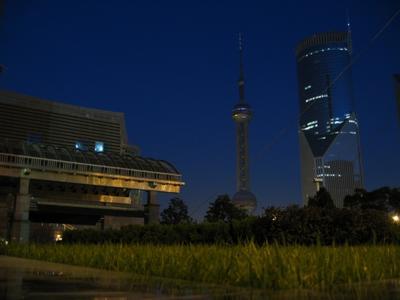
[392,214,400,223]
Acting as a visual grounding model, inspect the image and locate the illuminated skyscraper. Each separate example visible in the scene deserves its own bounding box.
[231,35,257,213]
[295,30,363,207]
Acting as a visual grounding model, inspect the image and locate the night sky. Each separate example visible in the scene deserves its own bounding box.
[0,0,399,219]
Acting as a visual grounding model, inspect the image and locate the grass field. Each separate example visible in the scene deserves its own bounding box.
[3,243,400,290]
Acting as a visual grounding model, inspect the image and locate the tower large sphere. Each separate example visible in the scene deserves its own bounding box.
[232,190,257,213]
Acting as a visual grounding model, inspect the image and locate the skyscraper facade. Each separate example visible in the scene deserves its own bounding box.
[295,31,363,207]
[231,35,257,213]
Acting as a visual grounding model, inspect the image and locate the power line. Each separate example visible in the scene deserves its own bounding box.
[189,192,220,220]
[189,7,400,218]
[254,7,400,162]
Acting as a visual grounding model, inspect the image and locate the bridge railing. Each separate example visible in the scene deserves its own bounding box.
[0,153,182,182]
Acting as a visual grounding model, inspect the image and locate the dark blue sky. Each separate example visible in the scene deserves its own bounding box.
[1,0,399,219]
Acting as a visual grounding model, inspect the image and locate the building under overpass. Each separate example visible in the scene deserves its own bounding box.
[0,91,184,242]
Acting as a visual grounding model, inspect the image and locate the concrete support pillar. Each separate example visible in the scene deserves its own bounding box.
[0,196,8,239]
[145,191,159,224]
[129,190,142,209]
[0,193,14,240]
[11,178,31,243]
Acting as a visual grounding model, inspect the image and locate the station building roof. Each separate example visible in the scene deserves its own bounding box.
[0,139,179,175]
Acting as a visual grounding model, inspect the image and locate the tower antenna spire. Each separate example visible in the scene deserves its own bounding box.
[346,9,356,112]
[238,32,245,103]
[347,10,353,56]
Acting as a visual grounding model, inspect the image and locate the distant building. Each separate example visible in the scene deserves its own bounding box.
[0,91,184,242]
[0,91,134,154]
[295,31,363,207]
[395,74,400,125]
[231,35,257,213]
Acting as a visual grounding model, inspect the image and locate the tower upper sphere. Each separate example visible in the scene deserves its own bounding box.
[232,33,253,123]
[232,103,252,122]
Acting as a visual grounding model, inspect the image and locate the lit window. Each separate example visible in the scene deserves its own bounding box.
[27,133,42,144]
[301,123,318,131]
[75,141,88,151]
[305,94,328,103]
[307,120,318,126]
[298,47,349,61]
[95,141,104,152]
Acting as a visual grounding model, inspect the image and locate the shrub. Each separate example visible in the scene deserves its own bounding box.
[62,208,400,245]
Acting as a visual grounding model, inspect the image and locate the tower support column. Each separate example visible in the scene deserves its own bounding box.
[0,193,15,240]
[231,34,257,213]
[145,191,159,224]
[0,196,8,240]
[11,178,31,243]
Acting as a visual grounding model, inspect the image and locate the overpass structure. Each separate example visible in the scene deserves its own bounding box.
[0,91,184,242]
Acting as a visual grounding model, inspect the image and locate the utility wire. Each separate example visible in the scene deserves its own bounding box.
[254,7,400,161]
[252,7,400,211]
[189,7,400,219]
[190,192,220,220]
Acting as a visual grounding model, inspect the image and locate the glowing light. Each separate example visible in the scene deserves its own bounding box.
[305,94,328,103]
[299,47,348,60]
[95,141,104,152]
[302,122,318,131]
[307,120,318,126]
[55,232,63,242]
[392,215,400,223]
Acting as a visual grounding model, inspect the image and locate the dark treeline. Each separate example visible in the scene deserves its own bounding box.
[63,207,400,246]
[62,187,400,245]
[344,187,400,211]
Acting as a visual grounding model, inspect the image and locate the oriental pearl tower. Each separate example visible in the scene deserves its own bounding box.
[231,34,257,213]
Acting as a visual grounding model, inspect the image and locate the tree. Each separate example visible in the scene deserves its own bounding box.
[307,187,335,208]
[344,188,367,209]
[161,197,192,225]
[389,188,400,210]
[344,187,400,212]
[204,194,247,223]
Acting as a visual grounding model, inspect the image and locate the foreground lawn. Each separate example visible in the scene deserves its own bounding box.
[3,243,400,290]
